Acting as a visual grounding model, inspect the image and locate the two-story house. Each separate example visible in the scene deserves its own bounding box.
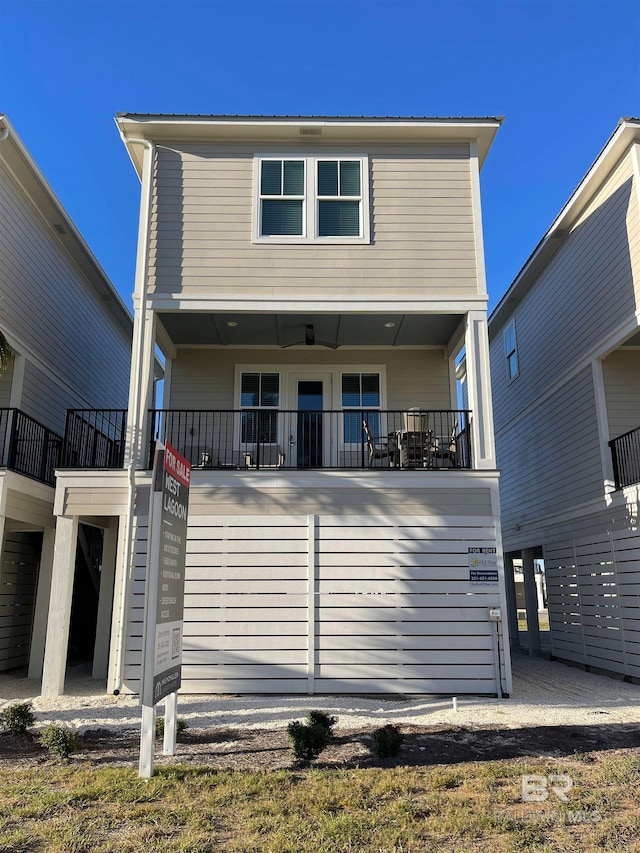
[43,114,512,698]
[489,118,640,679]
[0,116,133,681]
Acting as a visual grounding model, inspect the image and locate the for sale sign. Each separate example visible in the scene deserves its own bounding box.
[142,441,191,706]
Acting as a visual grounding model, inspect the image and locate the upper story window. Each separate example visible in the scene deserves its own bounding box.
[504,320,519,381]
[260,160,305,236]
[254,155,369,243]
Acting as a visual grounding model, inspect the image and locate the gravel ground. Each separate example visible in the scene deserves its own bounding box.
[1,652,639,734]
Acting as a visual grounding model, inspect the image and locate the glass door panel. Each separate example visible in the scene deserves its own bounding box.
[297,380,323,468]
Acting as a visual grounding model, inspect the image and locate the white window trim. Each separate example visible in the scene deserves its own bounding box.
[234,363,386,458]
[253,154,370,244]
[235,364,386,408]
[504,319,519,382]
[236,369,282,454]
[340,370,383,447]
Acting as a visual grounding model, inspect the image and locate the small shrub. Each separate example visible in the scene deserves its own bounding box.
[0,701,35,736]
[287,720,330,762]
[372,724,404,758]
[306,710,337,734]
[39,724,80,760]
[155,716,189,740]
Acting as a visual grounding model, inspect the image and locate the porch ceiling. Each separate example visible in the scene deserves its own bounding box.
[157,312,463,348]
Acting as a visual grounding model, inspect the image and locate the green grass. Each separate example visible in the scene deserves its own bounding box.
[1,752,639,852]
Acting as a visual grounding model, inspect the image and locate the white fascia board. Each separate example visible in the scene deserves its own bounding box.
[115,115,503,177]
[148,295,489,314]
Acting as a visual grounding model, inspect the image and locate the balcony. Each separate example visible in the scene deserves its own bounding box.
[60,408,473,472]
[0,408,62,487]
[60,409,127,469]
[149,409,472,471]
[610,425,640,489]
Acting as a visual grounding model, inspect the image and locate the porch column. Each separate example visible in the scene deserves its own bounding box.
[126,307,157,469]
[464,311,497,469]
[107,514,131,694]
[522,547,541,657]
[503,551,520,651]
[41,515,79,696]
[125,140,157,470]
[27,525,56,679]
[92,519,119,680]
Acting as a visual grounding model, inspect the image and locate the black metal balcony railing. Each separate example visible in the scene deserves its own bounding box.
[61,409,127,469]
[609,425,640,489]
[0,408,62,486]
[149,409,472,471]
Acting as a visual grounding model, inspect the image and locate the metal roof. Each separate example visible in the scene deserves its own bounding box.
[117,113,505,122]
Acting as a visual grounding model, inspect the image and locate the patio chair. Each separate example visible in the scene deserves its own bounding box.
[245,444,285,468]
[362,419,392,467]
[433,423,459,468]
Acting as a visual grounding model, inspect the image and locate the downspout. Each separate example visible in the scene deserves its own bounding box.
[113,138,155,694]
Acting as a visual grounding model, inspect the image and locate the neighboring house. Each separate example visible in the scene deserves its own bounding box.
[489,118,640,678]
[43,114,511,698]
[0,116,133,679]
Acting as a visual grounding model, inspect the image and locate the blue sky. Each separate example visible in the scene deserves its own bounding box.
[1,0,639,312]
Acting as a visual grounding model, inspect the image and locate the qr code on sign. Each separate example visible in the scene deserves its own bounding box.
[172,627,180,660]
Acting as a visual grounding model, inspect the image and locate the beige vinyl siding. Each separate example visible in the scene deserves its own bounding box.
[168,348,452,410]
[149,142,479,300]
[491,151,640,430]
[496,366,603,531]
[185,483,493,517]
[603,349,640,440]
[6,488,55,529]
[0,162,131,425]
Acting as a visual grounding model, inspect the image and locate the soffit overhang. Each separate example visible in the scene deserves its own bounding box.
[157,311,463,349]
[115,114,503,177]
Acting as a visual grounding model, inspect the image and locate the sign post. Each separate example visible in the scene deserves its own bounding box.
[139,440,190,778]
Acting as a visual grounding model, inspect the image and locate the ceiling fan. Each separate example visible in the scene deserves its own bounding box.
[282,323,339,349]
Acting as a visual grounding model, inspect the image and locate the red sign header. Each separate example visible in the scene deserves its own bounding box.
[163,440,191,488]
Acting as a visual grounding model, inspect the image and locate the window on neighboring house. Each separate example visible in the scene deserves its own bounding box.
[504,320,519,381]
[342,372,381,443]
[255,156,369,242]
[240,372,280,443]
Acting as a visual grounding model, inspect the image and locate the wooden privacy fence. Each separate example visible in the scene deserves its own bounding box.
[545,529,640,678]
[125,514,506,695]
[0,532,42,671]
